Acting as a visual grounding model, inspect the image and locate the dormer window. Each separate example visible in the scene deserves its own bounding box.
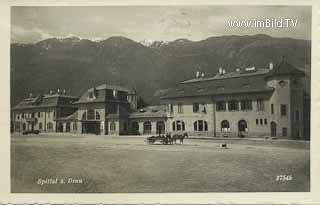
[242,83,250,88]
[88,90,96,100]
[279,80,287,87]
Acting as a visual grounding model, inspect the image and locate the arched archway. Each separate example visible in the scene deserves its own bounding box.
[238,120,248,137]
[221,120,230,132]
[270,121,277,137]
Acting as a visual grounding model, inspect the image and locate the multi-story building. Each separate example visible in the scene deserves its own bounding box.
[161,59,308,140]
[11,91,78,133]
[11,60,310,140]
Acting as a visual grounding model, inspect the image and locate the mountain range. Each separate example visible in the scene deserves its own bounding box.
[11,34,311,107]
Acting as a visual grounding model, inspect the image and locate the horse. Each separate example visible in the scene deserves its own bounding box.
[165,133,172,145]
[171,132,188,144]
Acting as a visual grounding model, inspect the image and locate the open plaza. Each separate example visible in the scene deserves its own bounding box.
[11,133,310,193]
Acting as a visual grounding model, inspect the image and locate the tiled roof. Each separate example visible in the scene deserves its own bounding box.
[75,83,133,104]
[265,60,305,78]
[129,105,167,119]
[161,68,274,99]
[12,94,78,110]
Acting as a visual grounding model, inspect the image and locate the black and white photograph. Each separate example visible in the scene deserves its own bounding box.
[10,5,311,194]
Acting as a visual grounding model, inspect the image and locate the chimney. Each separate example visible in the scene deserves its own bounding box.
[29,93,33,98]
[49,90,53,95]
[196,71,200,78]
[219,67,223,75]
[63,89,66,95]
[201,72,205,78]
[57,88,60,94]
[222,69,226,75]
[269,62,273,70]
[236,67,241,72]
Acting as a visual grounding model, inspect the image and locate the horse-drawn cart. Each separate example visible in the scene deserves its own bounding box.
[146,135,171,145]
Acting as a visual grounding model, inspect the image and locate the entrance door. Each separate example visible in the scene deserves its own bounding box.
[238,120,247,137]
[143,121,152,135]
[270,121,277,137]
[156,121,165,135]
[82,121,100,135]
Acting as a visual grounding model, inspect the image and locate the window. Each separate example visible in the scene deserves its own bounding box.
[264,119,267,125]
[88,91,95,99]
[178,103,183,113]
[22,113,25,119]
[31,112,35,118]
[194,120,208,131]
[87,110,95,120]
[193,103,199,112]
[216,101,226,111]
[39,122,42,130]
[143,121,151,134]
[110,122,116,131]
[256,119,259,125]
[96,111,100,120]
[200,103,206,113]
[296,110,300,121]
[260,119,263,125]
[16,115,20,120]
[282,127,287,137]
[221,120,230,132]
[169,104,173,113]
[37,112,41,118]
[172,120,185,131]
[271,104,274,114]
[281,104,287,116]
[73,122,77,131]
[53,111,56,118]
[257,99,264,111]
[228,100,239,111]
[82,112,87,120]
[241,100,252,110]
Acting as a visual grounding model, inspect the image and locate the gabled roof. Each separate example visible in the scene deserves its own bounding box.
[12,94,78,110]
[75,83,134,104]
[161,68,274,99]
[265,60,305,78]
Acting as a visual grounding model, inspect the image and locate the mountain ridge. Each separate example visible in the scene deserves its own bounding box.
[11,34,311,107]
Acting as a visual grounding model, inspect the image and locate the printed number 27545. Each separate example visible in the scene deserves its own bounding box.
[276,175,292,181]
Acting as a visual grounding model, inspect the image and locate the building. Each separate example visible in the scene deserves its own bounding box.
[11,91,78,133]
[161,59,309,140]
[11,59,310,140]
[55,84,137,135]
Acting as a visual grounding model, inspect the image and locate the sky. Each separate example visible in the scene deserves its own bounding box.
[11,5,311,44]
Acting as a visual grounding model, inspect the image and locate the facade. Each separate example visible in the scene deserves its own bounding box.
[161,60,309,140]
[11,92,79,133]
[11,60,310,140]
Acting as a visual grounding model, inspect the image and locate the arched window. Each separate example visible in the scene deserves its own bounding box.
[82,112,87,120]
[110,122,116,131]
[221,120,230,132]
[87,110,95,120]
[173,120,185,131]
[194,120,208,131]
[96,111,100,120]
